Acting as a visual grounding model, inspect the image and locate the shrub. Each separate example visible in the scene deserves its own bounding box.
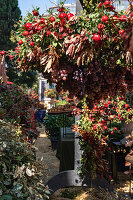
[0,84,39,140]
[0,119,50,199]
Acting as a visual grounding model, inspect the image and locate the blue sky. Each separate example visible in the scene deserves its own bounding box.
[18,0,129,17]
[18,0,54,16]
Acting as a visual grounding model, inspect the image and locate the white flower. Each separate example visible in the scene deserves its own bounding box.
[26,167,35,176]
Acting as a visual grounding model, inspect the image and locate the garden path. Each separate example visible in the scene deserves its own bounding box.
[35,125,60,184]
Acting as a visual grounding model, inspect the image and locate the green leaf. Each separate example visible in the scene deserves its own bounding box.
[0,195,12,200]
[0,189,2,196]
[29,187,34,195]
[52,42,57,47]
[4,179,11,186]
[116,59,121,65]
[14,183,23,191]
[17,156,23,161]
[45,190,51,195]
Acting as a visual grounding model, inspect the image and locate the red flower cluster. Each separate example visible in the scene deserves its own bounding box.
[6,1,133,107]
[73,96,133,178]
[0,84,39,140]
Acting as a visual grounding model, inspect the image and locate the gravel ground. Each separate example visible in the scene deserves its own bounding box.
[35,125,60,183]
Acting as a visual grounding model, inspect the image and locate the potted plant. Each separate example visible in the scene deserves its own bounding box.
[44,115,61,150]
[44,114,74,150]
